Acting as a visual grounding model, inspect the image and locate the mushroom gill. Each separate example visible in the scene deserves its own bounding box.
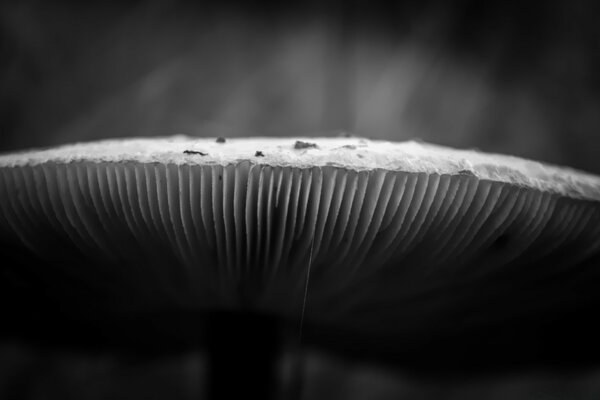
[1,136,600,364]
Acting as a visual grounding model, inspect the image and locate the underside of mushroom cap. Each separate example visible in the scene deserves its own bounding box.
[1,137,600,361]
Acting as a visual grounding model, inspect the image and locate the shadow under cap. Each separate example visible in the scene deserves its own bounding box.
[1,137,600,370]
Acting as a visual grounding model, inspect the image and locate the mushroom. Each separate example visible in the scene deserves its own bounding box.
[1,136,600,398]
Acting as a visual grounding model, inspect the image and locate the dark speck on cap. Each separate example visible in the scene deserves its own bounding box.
[216,137,226,143]
[255,151,264,157]
[294,141,318,150]
[183,150,208,156]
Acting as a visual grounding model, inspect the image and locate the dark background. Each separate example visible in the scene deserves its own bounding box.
[2,0,600,173]
[2,0,600,398]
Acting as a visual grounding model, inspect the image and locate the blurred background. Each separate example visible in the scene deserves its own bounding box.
[1,0,600,398]
[1,0,600,172]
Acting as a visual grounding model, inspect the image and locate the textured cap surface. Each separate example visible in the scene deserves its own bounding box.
[2,136,599,201]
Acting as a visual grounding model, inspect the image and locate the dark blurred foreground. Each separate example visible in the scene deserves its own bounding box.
[3,341,600,400]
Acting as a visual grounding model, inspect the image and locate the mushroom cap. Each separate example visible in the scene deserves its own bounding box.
[1,136,600,364]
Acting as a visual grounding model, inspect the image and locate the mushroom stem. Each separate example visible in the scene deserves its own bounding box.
[207,311,281,400]
[285,350,307,400]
